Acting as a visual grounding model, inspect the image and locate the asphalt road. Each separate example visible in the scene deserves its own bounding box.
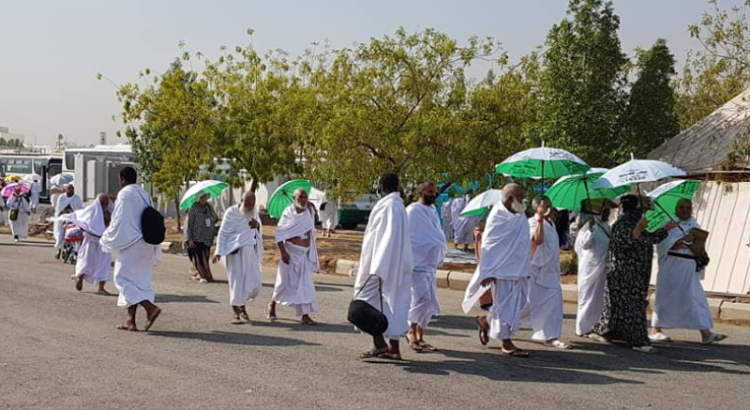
[1,235,748,410]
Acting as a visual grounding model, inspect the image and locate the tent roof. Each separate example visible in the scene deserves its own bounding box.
[648,88,750,172]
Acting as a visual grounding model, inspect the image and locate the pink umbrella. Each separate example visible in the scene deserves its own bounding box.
[1,182,29,198]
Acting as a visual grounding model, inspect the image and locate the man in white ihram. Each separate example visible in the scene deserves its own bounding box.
[574,204,611,337]
[451,190,478,252]
[405,182,447,352]
[267,188,319,325]
[354,173,413,360]
[54,184,83,259]
[62,194,116,295]
[29,178,42,213]
[523,196,569,349]
[441,197,453,241]
[101,167,162,332]
[650,199,727,344]
[213,191,264,325]
[463,183,531,357]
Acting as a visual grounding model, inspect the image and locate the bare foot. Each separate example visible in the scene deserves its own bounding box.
[75,277,83,291]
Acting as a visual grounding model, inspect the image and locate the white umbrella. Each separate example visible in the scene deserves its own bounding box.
[22,173,42,183]
[591,154,686,190]
[50,173,74,186]
[460,189,503,217]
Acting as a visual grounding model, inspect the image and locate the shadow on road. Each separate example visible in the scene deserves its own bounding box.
[157,294,220,304]
[388,338,750,384]
[147,330,320,347]
[0,240,54,249]
[251,319,357,335]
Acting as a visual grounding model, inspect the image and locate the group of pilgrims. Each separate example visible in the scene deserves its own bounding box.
[9,167,728,360]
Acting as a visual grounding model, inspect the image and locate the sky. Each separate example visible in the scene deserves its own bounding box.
[0,0,731,146]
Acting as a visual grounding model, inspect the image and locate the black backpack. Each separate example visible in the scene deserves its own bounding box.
[137,190,165,245]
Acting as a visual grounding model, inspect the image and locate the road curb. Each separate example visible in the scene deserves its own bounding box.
[332,258,746,322]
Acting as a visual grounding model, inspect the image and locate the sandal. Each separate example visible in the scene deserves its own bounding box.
[418,342,439,352]
[116,323,138,332]
[359,347,389,359]
[265,306,277,321]
[240,312,250,322]
[702,333,728,345]
[231,316,242,325]
[501,348,530,357]
[143,307,162,332]
[376,351,403,361]
[476,316,490,346]
[407,339,423,352]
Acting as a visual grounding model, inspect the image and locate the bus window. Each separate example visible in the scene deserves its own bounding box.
[48,161,62,177]
[7,159,32,174]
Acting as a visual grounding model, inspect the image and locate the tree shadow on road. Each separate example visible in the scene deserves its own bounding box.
[147,330,320,347]
[157,294,220,304]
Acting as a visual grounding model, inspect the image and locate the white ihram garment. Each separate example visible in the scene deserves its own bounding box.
[100,184,161,308]
[441,199,453,241]
[652,217,713,330]
[451,196,479,245]
[215,205,264,306]
[7,195,30,239]
[272,205,319,316]
[54,193,83,249]
[321,202,338,230]
[406,203,447,329]
[574,219,610,335]
[462,201,530,341]
[353,192,413,339]
[522,217,563,341]
[60,199,115,284]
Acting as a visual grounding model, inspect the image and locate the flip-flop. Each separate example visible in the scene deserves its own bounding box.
[265,307,277,321]
[116,323,138,332]
[501,348,530,357]
[376,352,403,361]
[418,342,439,352]
[143,308,162,332]
[231,316,242,325]
[476,316,490,346]
[359,347,389,359]
[240,312,250,322]
[702,333,728,345]
[407,340,423,352]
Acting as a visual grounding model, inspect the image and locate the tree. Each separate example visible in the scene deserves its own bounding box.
[677,0,750,129]
[304,28,498,198]
[536,0,629,167]
[112,59,216,229]
[203,36,303,189]
[621,39,680,158]
[459,53,542,183]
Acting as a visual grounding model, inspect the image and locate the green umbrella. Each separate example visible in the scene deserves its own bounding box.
[645,180,701,232]
[495,142,590,181]
[546,168,631,211]
[267,179,312,219]
[179,180,229,210]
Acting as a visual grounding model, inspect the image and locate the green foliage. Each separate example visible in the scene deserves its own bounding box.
[536,0,629,167]
[621,39,680,158]
[678,0,750,129]
[0,138,24,148]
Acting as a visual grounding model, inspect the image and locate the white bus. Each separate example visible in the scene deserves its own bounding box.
[0,153,63,202]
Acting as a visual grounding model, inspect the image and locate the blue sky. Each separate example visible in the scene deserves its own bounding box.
[0,0,729,145]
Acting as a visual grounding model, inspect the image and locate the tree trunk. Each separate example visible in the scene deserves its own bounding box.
[174,195,181,231]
